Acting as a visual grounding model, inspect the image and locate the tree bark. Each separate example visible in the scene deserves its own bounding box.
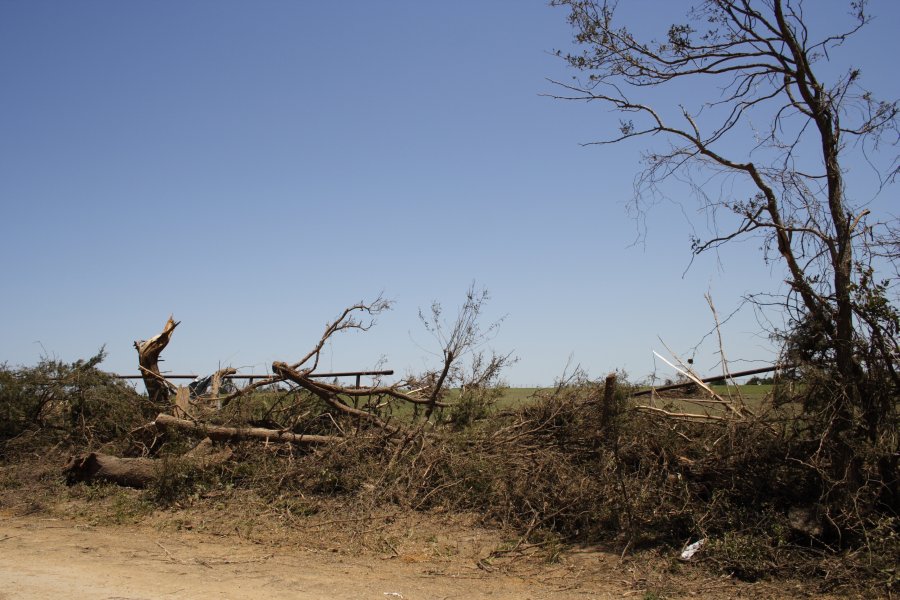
[134,316,179,406]
[153,413,344,445]
[63,437,233,488]
[63,453,159,488]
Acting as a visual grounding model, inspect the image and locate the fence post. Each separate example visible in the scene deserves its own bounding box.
[601,372,617,426]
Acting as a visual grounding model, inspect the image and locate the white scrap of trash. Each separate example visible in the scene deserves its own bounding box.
[679,538,706,561]
[384,594,404,599]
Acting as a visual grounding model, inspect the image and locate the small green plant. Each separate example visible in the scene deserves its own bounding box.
[706,533,778,582]
[109,489,152,524]
[445,385,501,429]
[148,456,205,506]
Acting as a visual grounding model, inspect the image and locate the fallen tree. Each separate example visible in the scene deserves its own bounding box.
[64,437,232,488]
[64,452,158,487]
[128,288,508,442]
[153,413,344,445]
[66,289,510,495]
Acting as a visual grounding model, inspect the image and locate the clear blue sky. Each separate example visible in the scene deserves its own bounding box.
[2,1,897,386]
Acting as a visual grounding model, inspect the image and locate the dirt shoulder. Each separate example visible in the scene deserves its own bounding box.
[0,512,848,600]
[0,513,618,600]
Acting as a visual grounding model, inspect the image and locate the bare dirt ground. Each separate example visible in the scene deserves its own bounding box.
[0,512,846,600]
[0,513,623,600]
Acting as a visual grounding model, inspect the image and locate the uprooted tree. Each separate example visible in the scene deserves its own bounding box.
[551,0,898,528]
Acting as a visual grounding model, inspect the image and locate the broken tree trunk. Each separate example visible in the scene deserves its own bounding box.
[63,437,233,488]
[209,367,237,398]
[153,413,344,445]
[64,453,159,488]
[134,315,179,406]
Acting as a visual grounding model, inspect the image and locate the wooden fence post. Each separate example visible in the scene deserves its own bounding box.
[602,372,617,426]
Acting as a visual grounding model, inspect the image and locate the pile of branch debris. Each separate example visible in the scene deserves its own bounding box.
[64,291,511,487]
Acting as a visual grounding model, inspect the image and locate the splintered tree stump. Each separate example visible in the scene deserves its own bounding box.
[134,315,179,406]
[209,367,237,398]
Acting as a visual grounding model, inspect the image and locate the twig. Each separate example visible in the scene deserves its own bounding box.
[653,346,744,419]
[155,541,179,563]
[635,405,728,421]
[705,293,745,410]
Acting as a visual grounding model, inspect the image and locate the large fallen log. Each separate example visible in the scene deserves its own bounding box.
[63,437,233,488]
[153,413,344,445]
[63,453,158,487]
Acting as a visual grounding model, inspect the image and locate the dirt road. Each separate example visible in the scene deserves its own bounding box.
[0,515,633,600]
[1,513,845,599]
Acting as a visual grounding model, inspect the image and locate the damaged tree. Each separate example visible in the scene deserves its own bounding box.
[64,438,232,488]
[217,285,511,435]
[415,285,513,423]
[152,413,344,445]
[134,315,179,407]
[551,0,899,528]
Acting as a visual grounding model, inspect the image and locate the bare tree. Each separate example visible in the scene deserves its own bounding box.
[414,284,514,422]
[221,295,432,428]
[214,287,510,435]
[550,0,898,511]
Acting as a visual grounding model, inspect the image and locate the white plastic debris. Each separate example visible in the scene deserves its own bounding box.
[679,538,706,561]
[383,594,404,599]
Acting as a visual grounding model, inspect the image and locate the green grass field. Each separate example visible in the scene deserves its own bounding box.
[490,384,774,411]
[379,384,776,411]
[486,384,780,421]
[708,383,772,398]
[245,384,777,423]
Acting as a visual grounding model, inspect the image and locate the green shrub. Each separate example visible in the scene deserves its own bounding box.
[147,456,207,506]
[0,350,149,450]
[445,385,502,429]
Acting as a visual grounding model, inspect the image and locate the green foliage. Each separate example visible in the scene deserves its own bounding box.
[444,385,503,429]
[147,456,207,506]
[295,439,384,495]
[0,350,149,449]
[707,533,777,581]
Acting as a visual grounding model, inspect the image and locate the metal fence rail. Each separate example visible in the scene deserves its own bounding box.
[116,370,394,388]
